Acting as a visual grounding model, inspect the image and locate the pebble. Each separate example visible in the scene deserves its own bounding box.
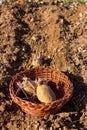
[79,13,83,17]
[85,112,87,116]
[0,104,5,112]
[50,126,54,130]
[0,92,5,98]
[31,35,37,42]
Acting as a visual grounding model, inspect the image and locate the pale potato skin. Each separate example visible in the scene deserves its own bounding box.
[36,84,56,103]
[23,86,35,94]
[22,78,36,94]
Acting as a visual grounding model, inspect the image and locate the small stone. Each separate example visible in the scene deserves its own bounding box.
[31,35,37,42]
[63,126,67,130]
[59,128,62,130]
[6,122,11,128]
[0,104,5,112]
[85,112,87,116]
[50,126,54,130]
[0,92,5,98]
[79,13,82,17]
[30,18,34,22]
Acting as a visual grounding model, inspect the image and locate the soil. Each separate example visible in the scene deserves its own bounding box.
[0,1,87,130]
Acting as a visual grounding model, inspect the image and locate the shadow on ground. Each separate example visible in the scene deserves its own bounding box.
[58,72,87,129]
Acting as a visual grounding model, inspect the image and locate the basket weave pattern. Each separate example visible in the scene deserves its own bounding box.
[9,67,73,116]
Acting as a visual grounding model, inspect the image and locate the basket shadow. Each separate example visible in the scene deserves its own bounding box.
[48,81,64,99]
[6,102,20,115]
[56,72,87,129]
[60,72,87,113]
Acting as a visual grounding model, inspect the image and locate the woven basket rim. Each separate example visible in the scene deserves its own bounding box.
[9,67,73,105]
[9,67,74,116]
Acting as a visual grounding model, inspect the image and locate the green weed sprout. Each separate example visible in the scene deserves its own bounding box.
[78,0,87,4]
[63,0,73,5]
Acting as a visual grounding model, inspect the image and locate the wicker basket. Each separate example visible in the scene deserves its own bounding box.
[9,67,73,116]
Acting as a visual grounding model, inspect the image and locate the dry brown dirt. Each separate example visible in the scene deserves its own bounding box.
[0,1,87,130]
